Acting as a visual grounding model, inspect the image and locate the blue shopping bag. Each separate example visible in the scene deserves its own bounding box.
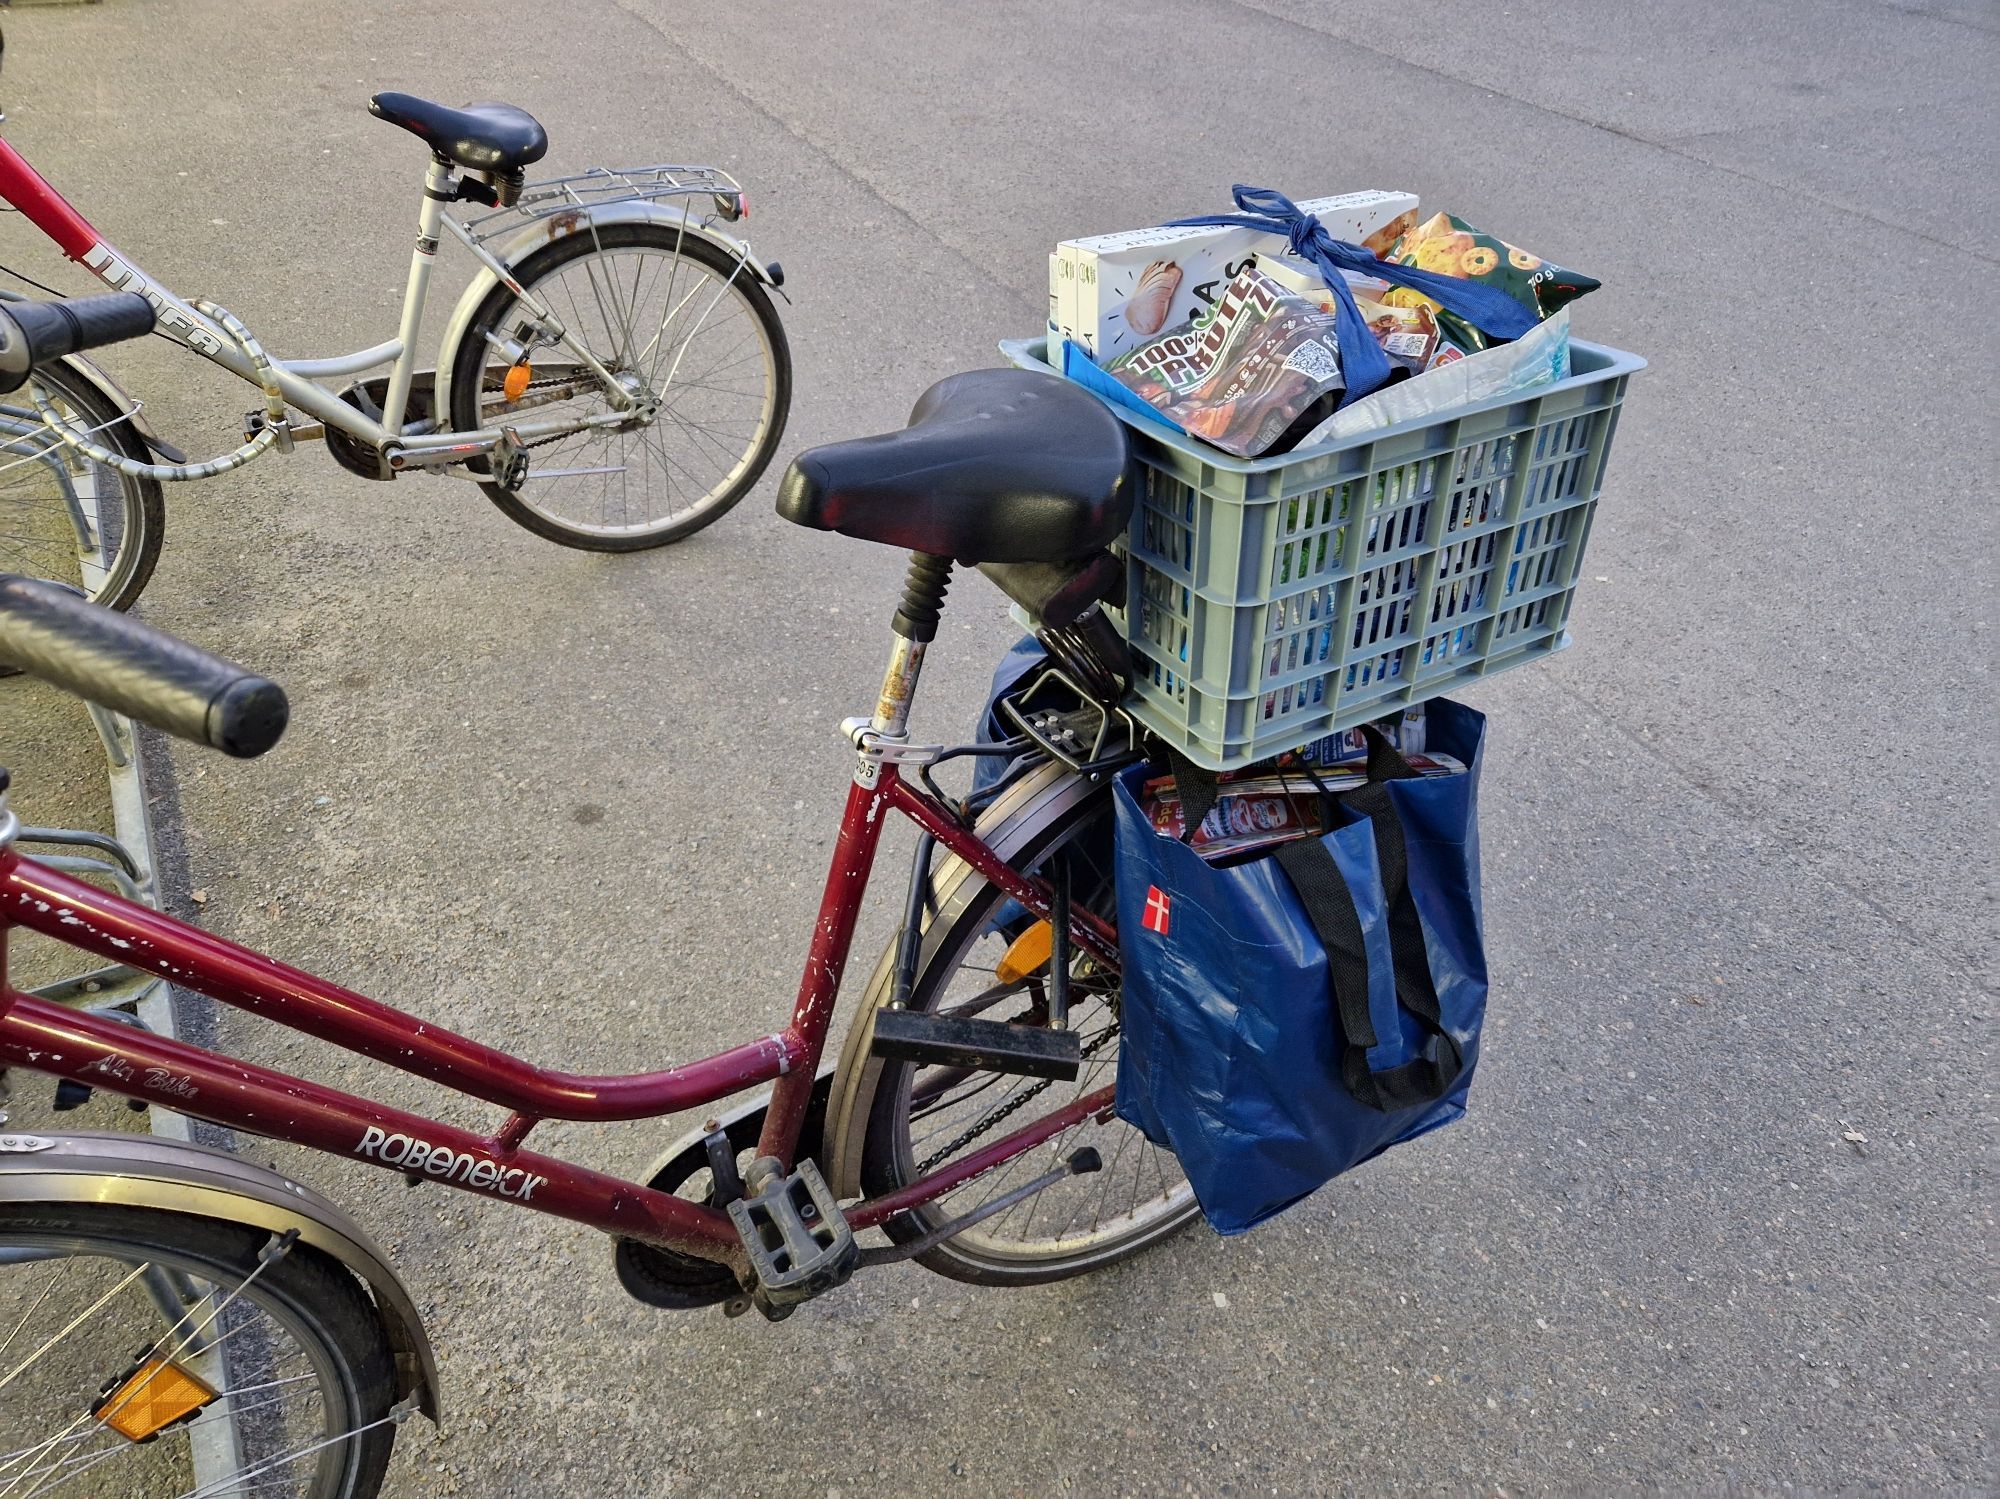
[1112,700,1489,1234]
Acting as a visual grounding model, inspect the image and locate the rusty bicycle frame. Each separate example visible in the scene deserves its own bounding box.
[0,730,1119,1280]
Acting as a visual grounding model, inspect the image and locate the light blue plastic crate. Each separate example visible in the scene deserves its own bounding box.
[1000,336,1646,771]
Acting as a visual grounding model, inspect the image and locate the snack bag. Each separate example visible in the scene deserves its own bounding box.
[1107,268,1347,458]
[1354,297,1459,379]
[1383,212,1599,351]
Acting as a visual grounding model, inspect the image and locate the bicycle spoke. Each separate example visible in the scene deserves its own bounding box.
[473,237,780,539]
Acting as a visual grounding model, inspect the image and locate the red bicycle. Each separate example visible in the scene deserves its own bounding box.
[0,296,1190,1496]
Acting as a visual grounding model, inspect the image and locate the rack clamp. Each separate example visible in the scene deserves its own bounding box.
[839,717,944,765]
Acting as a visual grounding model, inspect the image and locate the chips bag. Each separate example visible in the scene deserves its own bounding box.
[1383,212,1598,351]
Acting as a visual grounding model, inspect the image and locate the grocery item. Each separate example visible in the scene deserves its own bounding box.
[1384,212,1599,351]
[1106,268,1348,458]
[1144,749,1466,861]
[1061,190,1417,361]
[1356,297,1456,379]
[1046,251,1064,354]
[1168,186,1542,405]
[1296,307,1570,447]
[1297,705,1427,767]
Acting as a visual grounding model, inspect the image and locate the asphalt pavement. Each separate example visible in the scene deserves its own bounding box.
[0,0,1991,1493]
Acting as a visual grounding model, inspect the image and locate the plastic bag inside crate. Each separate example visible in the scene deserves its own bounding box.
[1000,337,1644,771]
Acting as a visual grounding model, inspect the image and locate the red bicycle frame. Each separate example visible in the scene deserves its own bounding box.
[0,750,1117,1274]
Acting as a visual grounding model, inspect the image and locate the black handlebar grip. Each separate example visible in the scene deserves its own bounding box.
[0,294,157,393]
[0,575,287,757]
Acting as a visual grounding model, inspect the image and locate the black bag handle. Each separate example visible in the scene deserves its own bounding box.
[1168,731,1463,1114]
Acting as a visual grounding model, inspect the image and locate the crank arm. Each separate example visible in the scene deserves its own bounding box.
[852,1147,1100,1267]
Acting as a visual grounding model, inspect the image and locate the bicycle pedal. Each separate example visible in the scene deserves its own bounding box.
[494,428,530,491]
[870,1009,1081,1081]
[725,1159,856,1319]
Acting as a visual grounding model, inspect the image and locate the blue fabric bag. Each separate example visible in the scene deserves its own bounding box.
[1112,699,1489,1234]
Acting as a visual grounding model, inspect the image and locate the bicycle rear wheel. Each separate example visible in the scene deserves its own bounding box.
[851,768,1198,1285]
[448,224,791,550]
[0,1201,399,1498]
[0,360,162,610]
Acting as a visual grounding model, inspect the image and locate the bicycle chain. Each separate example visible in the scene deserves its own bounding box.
[916,1019,1119,1176]
[507,377,609,452]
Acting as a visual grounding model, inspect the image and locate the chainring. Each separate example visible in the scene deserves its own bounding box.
[611,1114,757,1310]
[611,1073,835,1311]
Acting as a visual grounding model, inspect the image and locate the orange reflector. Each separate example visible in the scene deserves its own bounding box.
[502,360,533,402]
[996,920,1054,985]
[94,1358,217,1443]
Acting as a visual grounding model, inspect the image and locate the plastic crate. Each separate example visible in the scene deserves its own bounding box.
[1000,336,1645,771]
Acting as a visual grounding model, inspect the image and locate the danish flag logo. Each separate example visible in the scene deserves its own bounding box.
[1141,885,1172,936]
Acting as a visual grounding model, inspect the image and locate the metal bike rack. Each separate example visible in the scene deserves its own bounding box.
[455,161,749,246]
[6,707,255,1481]
[0,425,252,1480]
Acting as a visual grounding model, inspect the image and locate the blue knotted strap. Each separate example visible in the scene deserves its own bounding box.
[1168,185,1538,401]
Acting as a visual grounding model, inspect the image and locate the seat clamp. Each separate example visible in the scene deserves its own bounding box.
[839,717,942,765]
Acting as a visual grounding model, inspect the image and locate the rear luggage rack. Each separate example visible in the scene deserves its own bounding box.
[458,163,748,246]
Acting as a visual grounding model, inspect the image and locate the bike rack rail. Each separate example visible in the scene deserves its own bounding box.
[456,161,748,245]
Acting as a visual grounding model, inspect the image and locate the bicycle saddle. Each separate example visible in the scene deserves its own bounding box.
[776,369,1132,564]
[368,92,549,173]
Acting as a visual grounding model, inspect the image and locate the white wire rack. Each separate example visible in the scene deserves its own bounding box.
[460,162,748,246]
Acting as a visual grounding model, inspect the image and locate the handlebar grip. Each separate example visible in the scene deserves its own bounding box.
[0,575,287,757]
[0,294,157,393]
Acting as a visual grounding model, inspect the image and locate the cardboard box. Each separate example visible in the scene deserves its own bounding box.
[1049,244,1085,357]
[1061,190,1418,361]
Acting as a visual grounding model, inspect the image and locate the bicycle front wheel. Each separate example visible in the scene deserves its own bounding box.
[0,1201,400,1498]
[0,359,163,610]
[851,767,1199,1285]
[448,224,791,550]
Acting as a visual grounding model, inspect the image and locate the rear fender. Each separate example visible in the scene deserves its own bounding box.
[432,201,777,427]
[0,1130,441,1421]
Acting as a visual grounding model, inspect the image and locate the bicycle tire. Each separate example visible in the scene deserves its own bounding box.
[0,1200,399,1498]
[851,767,1199,1286]
[0,358,163,610]
[448,224,792,551]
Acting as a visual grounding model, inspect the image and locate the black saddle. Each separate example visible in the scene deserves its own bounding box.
[368,92,548,173]
[776,370,1132,564]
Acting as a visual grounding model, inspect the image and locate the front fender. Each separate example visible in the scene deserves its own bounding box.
[432,201,779,427]
[0,1130,441,1421]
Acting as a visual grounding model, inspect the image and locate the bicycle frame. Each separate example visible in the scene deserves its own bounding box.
[0,736,1119,1276]
[0,137,648,468]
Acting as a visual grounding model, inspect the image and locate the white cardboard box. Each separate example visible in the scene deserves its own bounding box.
[1062,190,1418,362]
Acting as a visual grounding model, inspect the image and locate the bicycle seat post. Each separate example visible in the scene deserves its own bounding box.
[871,551,953,743]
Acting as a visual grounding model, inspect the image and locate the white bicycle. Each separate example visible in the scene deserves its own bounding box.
[0,90,793,608]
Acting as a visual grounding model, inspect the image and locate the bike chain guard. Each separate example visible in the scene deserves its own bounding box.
[612,1070,834,1312]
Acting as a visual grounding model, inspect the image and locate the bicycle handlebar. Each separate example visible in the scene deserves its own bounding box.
[0,574,288,757]
[0,293,156,393]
